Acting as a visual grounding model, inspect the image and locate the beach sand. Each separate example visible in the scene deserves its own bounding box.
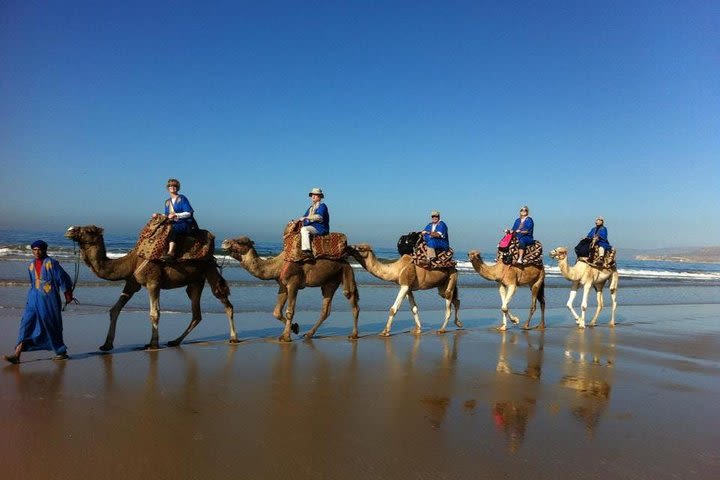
[1,304,719,479]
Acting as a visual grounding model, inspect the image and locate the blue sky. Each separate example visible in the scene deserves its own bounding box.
[1,1,718,251]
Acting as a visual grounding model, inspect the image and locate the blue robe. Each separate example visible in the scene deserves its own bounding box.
[17,257,73,354]
[423,221,450,251]
[512,217,534,248]
[165,194,196,234]
[303,202,330,235]
[587,226,611,250]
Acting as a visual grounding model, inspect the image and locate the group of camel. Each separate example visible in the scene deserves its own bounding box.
[64,217,618,350]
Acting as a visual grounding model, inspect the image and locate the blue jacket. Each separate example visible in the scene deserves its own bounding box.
[512,217,534,247]
[587,225,611,249]
[423,221,449,251]
[303,202,330,235]
[165,194,196,234]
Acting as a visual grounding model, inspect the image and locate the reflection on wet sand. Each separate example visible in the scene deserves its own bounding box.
[419,332,462,428]
[491,330,545,453]
[561,328,615,435]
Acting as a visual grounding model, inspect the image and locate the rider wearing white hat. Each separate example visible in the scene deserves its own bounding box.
[298,187,330,254]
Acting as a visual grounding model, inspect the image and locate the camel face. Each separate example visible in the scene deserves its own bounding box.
[468,251,482,260]
[350,244,373,257]
[549,248,568,260]
[222,237,254,255]
[65,225,104,244]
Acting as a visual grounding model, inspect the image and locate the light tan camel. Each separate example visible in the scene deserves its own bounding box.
[347,244,461,336]
[468,251,546,330]
[549,247,618,328]
[221,236,360,342]
[65,224,238,350]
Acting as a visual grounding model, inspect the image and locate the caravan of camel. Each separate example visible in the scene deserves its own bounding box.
[65,215,618,350]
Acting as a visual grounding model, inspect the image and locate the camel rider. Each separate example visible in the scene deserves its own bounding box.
[587,217,611,260]
[155,178,198,262]
[298,187,330,255]
[421,210,449,260]
[506,206,534,264]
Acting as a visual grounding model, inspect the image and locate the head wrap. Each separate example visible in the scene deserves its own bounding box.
[31,240,48,250]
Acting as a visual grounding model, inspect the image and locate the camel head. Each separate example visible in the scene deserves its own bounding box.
[65,225,105,245]
[468,250,483,261]
[549,247,568,261]
[348,244,373,258]
[222,237,255,256]
[283,220,301,238]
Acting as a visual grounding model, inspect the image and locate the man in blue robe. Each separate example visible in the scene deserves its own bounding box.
[4,240,74,364]
[422,210,450,259]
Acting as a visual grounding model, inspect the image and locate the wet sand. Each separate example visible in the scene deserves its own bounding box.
[1,304,719,479]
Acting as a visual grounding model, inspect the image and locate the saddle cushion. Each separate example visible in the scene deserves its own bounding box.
[410,238,457,269]
[283,232,348,263]
[136,219,214,261]
[496,236,544,266]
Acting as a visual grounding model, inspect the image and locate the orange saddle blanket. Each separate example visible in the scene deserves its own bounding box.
[283,232,348,263]
[135,218,215,261]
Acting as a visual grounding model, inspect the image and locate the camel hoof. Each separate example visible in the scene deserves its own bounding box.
[454,321,463,329]
[577,325,586,330]
[379,331,391,337]
[348,333,359,341]
[510,317,520,325]
[228,338,241,344]
[144,343,161,350]
[99,343,114,352]
[291,323,299,335]
[278,335,292,343]
[302,331,315,340]
[436,329,446,335]
[167,339,181,347]
[495,325,507,332]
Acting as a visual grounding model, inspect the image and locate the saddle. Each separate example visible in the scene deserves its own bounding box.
[582,245,617,269]
[410,237,456,269]
[282,223,348,263]
[135,218,215,261]
[496,236,543,266]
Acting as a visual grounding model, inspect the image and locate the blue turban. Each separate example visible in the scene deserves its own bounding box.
[31,240,48,250]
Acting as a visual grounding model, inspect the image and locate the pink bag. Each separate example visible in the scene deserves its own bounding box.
[498,233,513,251]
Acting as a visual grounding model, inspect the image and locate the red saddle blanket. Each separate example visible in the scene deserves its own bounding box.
[496,236,543,267]
[410,238,457,269]
[283,232,348,263]
[135,219,215,261]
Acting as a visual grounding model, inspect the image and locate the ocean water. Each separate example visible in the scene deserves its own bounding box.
[1,229,719,316]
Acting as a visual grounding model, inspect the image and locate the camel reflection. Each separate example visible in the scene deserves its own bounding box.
[561,328,615,435]
[491,330,545,453]
[420,332,461,428]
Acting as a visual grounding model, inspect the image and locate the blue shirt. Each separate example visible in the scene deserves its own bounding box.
[303,202,330,235]
[512,217,534,246]
[165,194,196,234]
[587,225,611,249]
[423,220,449,251]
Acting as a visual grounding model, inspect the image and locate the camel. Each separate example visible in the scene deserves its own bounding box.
[221,236,360,342]
[549,247,618,328]
[467,251,545,330]
[346,244,461,336]
[65,224,238,350]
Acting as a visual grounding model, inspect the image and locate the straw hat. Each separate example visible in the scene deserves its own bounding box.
[430,210,440,217]
[308,187,324,198]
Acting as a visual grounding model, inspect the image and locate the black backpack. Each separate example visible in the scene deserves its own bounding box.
[575,237,592,258]
[397,232,421,256]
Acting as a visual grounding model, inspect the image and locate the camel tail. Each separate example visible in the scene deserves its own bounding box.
[537,281,546,306]
[342,264,359,301]
[207,265,231,298]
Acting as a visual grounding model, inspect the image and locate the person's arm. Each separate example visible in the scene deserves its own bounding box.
[52,259,74,302]
[306,203,326,223]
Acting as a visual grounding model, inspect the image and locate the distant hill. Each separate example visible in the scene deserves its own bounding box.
[630,247,720,264]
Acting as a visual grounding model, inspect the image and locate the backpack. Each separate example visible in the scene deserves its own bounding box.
[397,232,422,256]
[575,237,592,258]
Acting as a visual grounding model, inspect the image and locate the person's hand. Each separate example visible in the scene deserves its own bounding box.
[168,213,177,220]
[64,291,74,303]
[152,213,158,218]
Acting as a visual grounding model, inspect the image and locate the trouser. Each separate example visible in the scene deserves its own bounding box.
[301,226,318,251]
[598,246,605,257]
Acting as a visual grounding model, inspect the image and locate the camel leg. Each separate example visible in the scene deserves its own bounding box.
[407,292,422,334]
[304,282,339,339]
[168,282,204,347]
[523,276,544,330]
[274,284,298,335]
[499,284,519,330]
[436,287,452,334]
[146,284,162,349]
[102,281,141,351]
[497,284,509,331]
[609,271,619,326]
[452,285,462,329]
[382,285,410,336]
[589,284,604,327]
[206,264,238,343]
[280,284,299,342]
[566,282,581,324]
[578,282,593,329]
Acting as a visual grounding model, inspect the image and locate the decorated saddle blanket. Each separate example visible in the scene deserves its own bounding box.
[582,245,617,269]
[135,219,215,261]
[410,238,457,269]
[496,236,543,266]
[283,232,348,263]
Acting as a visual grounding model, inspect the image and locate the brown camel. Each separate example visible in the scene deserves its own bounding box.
[468,251,546,330]
[549,247,619,328]
[65,224,238,350]
[347,244,461,336]
[221,236,360,342]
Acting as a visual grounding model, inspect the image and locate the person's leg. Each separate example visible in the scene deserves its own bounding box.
[300,226,318,251]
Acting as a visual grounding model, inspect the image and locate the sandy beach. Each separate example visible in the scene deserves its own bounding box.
[1,302,718,479]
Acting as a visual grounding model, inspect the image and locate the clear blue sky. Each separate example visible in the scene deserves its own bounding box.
[1,1,718,251]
